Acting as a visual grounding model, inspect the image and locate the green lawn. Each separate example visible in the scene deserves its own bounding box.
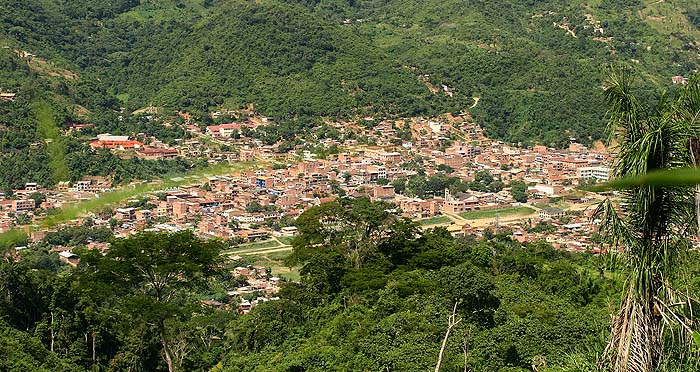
[277,236,294,245]
[417,215,452,226]
[245,251,299,282]
[459,206,536,220]
[233,240,281,251]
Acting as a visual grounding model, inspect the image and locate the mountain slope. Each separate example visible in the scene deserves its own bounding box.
[1,0,699,148]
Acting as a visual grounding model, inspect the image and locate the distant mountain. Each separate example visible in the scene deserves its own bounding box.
[1,0,699,148]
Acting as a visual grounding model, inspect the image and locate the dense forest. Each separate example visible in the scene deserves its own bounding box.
[0,199,632,371]
[1,197,699,371]
[1,0,699,149]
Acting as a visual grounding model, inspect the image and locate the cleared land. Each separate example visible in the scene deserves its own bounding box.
[459,206,536,220]
[417,216,452,226]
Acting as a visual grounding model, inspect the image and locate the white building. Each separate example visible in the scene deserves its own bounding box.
[577,166,610,182]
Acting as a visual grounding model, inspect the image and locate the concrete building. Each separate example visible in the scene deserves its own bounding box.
[577,166,610,182]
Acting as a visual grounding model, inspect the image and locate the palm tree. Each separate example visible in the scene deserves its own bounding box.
[596,70,700,371]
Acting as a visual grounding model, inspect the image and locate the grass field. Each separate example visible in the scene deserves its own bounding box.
[459,206,536,220]
[34,101,69,183]
[235,240,281,251]
[417,215,452,226]
[244,251,300,282]
[277,236,294,245]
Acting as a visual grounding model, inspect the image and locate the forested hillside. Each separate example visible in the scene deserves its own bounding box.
[2,198,700,371]
[0,45,202,191]
[0,200,627,371]
[1,0,699,147]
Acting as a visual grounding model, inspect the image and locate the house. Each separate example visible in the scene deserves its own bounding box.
[59,251,80,267]
[72,176,112,192]
[235,229,270,242]
[90,134,143,150]
[379,152,402,163]
[539,208,565,220]
[530,184,565,197]
[206,123,241,137]
[373,185,395,199]
[672,76,688,85]
[136,148,179,160]
[67,123,95,132]
[57,181,71,191]
[115,207,136,221]
[273,226,298,237]
[0,92,16,101]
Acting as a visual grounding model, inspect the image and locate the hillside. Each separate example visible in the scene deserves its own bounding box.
[0,0,700,145]
[0,46,200,191]
[1,0,699,148]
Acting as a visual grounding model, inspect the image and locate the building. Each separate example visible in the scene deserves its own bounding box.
[72,176,112,192]
[67,123,95,132]
[373,185,395,199]
[253,176,275,189]
[58,251,80,267]
[173,201,188,218]
[136,148,179,160]
[90,134,143,150]
[379,152,402,163]
[577,166,610,182]
[0,92,16,101]
[12,199,35,213]
[539,208,565,220]
[206,123,241,137]
[435,154,465,168]
[442,190,479,213]
[530,184,565,197]
[115,207,136,221]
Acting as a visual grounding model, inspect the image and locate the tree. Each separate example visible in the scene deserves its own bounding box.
[246,201,263,213]
[392,177,407,194]
[510,180,528,203]
[28,192,46,207]
[290,198,403,270]
[437,164,455,174]
[596,70,700,371]
[77,231,222,372]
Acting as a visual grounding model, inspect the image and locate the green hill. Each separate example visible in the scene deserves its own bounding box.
[0,0,699,157]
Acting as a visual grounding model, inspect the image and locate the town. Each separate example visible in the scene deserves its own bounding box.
[0,109,615,312]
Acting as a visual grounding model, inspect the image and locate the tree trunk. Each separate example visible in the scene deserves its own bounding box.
[92,332,96,364]
[159,321,175,372]
[435,303,462,372]
[695,185,700,234]
[50,311,54,353]
[462,330,471,372]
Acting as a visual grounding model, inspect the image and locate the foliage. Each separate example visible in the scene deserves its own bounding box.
[510,179,528,203]
[1,0,697,151]
[0,199,689,370]
[595,71,700,370]
[217,201,621,371]
[43,225,113,247]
